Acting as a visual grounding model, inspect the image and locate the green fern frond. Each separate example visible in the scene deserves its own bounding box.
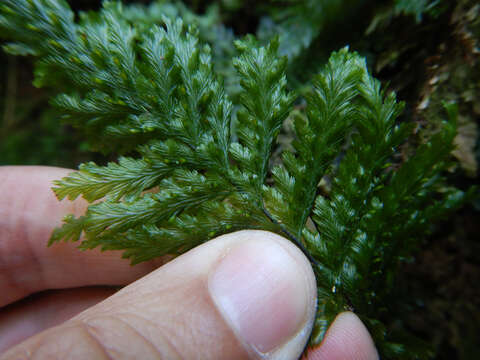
[394,0,443,22]
[265,48,366,239]
[233,37,296,192]
[1,1,472,358]
[53,157,162,202]
[258,0,365,60]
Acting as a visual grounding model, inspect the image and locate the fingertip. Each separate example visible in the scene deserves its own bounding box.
[1,230,319,360]
[208,230,318,359]
[0,166,161,306]
[306,312,379,360]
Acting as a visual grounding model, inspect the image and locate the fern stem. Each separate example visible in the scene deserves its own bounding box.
[262,206,320,267]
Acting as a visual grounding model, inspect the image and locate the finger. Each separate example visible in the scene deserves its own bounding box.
[305,312,379,360]
[0,166,163,306]
[0,287,116,353]
[1,230,318,360]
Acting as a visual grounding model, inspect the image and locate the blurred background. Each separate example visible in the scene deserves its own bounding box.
[1,1,479,358]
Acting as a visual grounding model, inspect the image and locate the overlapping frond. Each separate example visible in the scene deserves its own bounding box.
[0,1,470,358]
[232,37,296,193]
[264,48,366,238]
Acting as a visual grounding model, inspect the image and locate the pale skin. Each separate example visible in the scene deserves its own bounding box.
[0,166,379,359]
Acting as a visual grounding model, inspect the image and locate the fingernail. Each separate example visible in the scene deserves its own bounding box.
[208,239,310,355]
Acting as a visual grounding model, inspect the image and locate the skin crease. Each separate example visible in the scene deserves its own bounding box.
[0,166,379,359]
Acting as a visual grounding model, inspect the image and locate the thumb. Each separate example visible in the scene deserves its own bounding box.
[1,231,317,360]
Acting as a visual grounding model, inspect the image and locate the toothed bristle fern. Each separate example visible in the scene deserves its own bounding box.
[0,0,473,358]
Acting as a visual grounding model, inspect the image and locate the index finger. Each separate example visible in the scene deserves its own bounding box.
[0,166,162,307]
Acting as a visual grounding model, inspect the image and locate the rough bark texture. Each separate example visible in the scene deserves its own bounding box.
[364,1,479,358]
[1,1,478,358]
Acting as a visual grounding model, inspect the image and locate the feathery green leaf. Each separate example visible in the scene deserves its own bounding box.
[1,1,471,358]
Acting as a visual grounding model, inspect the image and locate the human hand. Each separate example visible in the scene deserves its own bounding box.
[0,166,379,359]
